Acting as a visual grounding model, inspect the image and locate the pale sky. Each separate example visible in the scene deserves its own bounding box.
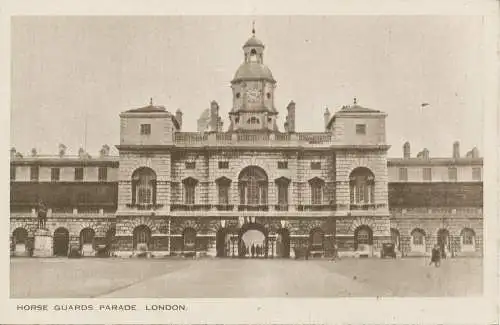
[11,16,486,158]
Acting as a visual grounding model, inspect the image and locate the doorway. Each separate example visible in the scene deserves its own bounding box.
[238,223,268,258]
[53,227,69,257]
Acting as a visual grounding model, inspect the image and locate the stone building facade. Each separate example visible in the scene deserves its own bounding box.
[9,31,483,259]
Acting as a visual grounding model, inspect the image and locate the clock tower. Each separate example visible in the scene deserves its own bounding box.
[229,27,278,132]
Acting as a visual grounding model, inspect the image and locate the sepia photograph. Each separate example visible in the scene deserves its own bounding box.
[8,14,489,302]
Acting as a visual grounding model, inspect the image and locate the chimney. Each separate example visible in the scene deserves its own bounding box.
[471,147,479,158]
[175,109,183,130]
[209,101,219,132]
[403,142,411,159]
[10,147,16,159]
[31,148,37,157]
[78,147,86,158]
[58,144,67,158]
[99,144,110,157]
[324,107,331,131]
[453,141,460,158]
[422,148,430,159]
[286,101,296,133]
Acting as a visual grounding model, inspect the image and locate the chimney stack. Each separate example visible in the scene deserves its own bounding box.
[324,107,331,131]
[58,144,67,158]
[422,148,429,159]
[100,144,110,157]
[453,141,460,158]
[286,101,296,133]
[471,147,479,158]
[209,101,219,132]
[403,142,411,159]
[175,109,183,130]
[10,147,16,159]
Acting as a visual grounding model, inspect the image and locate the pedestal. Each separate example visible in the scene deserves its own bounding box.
[33,228,53,257]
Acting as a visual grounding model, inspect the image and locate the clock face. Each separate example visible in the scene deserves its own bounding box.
[246,89,262,103]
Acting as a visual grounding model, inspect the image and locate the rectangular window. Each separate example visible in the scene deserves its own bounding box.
[472,167,481,181]
[278,184,288,205]
[10,166,16,180]
[140,124,151,135]
[423,168,432,181]
[74,167,84,181]
[184,185,195,205]
[448,167,458,181]
[51,168,60,182]
[30,166,39,181]
[218,185,229,205]
[218,161,229,169]
[277,161,288,169]
[185,161,196,169]
[98,167,108,181]
[398,168,408,181]
[356,124,366,135]
[311,162,321,170]
[311,184,323,204]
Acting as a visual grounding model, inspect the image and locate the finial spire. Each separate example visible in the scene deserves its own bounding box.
[252,21,255,36]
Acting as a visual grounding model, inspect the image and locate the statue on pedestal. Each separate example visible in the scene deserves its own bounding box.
[37,200,47,229]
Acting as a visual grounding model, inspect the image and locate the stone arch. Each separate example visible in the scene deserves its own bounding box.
[11,222,35,237]
[129,217,157,234]
[350,217,376,234]
[354,225,373,250]
[232,158,270,180]
[345,161,379,182]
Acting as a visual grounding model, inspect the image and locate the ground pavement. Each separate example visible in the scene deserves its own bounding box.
[10,257,482,298]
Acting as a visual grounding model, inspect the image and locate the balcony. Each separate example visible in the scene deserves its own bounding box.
[173,131,335,148]
[274,204,289,211]
[170,204,211,211]
[126,203,164,210]
[238,205,269,211]
[349,203,387,210]
[297,204,337,212]
[215,204,234,211]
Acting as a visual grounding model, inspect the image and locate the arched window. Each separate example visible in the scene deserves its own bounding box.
[247,117,260,124]
[309,228,324,250]
[182,177,198,205]
[131,168,157,205]
[239,166,268,205]
[308,177,324,205]
[250,49,258,62]
[349,167,375,205]
[79,228,95,246]
[183,228,197,251]
[461,228,475,246]
[133,225,151,250]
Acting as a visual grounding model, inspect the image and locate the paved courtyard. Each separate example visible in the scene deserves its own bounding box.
[10,257,482,298]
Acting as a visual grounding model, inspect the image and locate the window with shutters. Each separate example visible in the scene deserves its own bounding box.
[140,124,151,135]
[398,168,408,181]
[472,167,481,181]
[30,166,39,181]
[51,168,60,182]
[131,167,156,205]
[74,167,84,181]
[448,167,458,181]
[98,167,108,181]
[423,168,432,181]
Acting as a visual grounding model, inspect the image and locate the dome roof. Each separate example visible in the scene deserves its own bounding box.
[243,35,264,48]
[232,62,275,83]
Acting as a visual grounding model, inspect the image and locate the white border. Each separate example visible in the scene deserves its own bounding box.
[1,0,498,324]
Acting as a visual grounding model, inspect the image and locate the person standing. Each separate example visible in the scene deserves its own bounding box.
[430,244,441,267]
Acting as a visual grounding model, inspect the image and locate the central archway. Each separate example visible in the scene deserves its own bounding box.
[238,223,268,258]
